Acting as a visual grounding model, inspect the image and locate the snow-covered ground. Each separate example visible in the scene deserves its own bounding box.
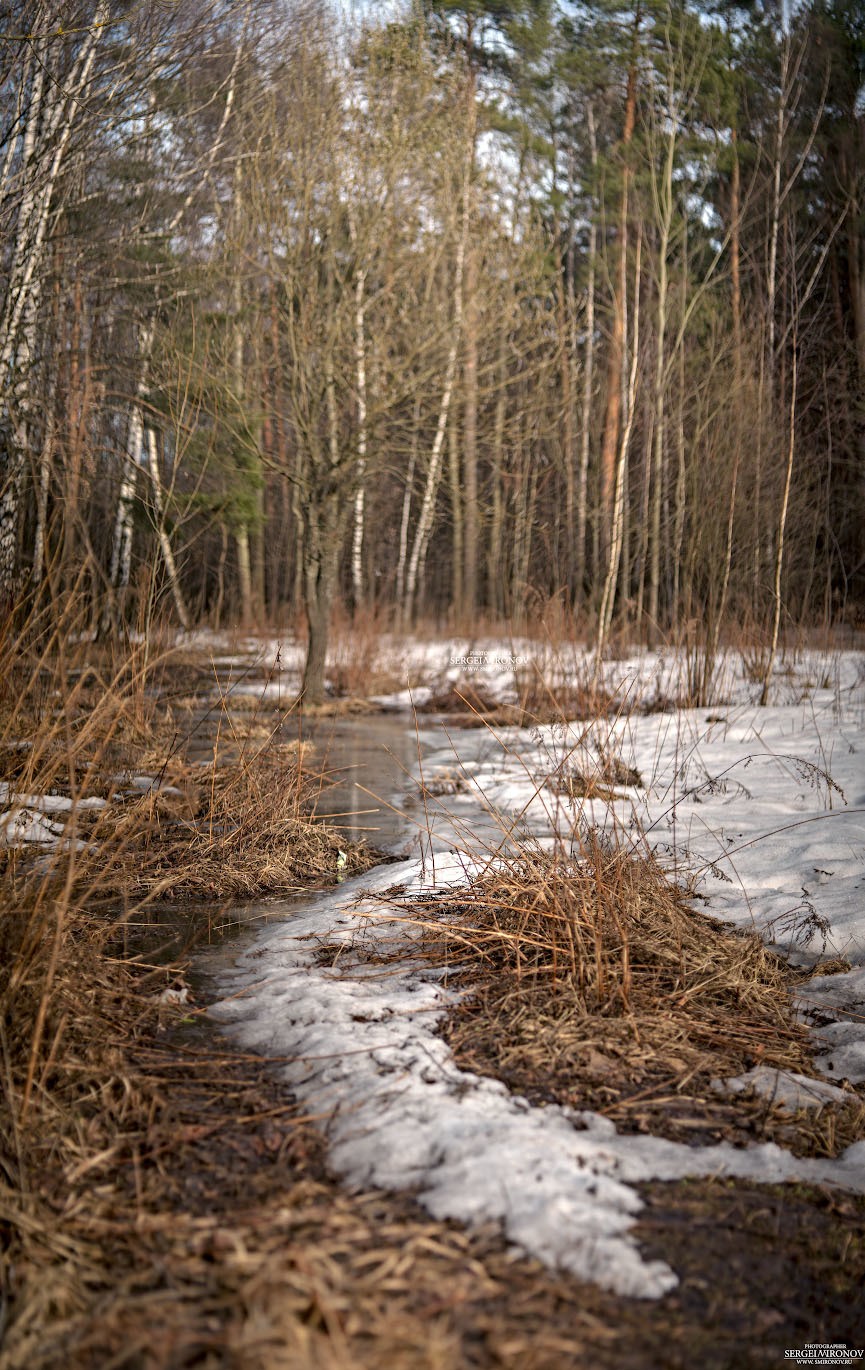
[210,643,865,1300]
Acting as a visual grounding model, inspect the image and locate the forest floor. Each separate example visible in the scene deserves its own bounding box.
[2,628,864,1367]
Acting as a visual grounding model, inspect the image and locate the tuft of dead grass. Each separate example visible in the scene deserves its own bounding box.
[514,670,619,724]
[76,740,367,904]
[324,603,408,700]
[384,836,862,1156]
[548,746,643,802]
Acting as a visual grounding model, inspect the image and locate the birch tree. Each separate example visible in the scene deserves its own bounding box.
[0,0,109,601]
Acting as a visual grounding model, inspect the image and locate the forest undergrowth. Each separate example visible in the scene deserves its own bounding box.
[2,609,864,1367]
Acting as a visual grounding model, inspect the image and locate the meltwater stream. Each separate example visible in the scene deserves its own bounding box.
[192,711,515,978]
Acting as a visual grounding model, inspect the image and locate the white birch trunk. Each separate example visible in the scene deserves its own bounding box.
[106,404,144,607]
[596,233,642,667]
[146,426,190,630]
[102,321,154,632]
[403,322,461,622]
[404,170,470,622]
[351,266,368,606]
[1,3,108,374]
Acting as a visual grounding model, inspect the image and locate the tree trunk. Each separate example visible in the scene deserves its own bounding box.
[102,407,142,635]
[351,260,368,608]
[710,123,743,669]
[404,154,470,623]
[230,162,260,625]
[101,322,155,635]
[301,504,339,705]
[761,339,797,705]
[767,37,789,379]
[145,426,190,630]
[61,278,90,597]
[731,126,742,368]
[235,527,253,624]
[31,414,54,588]
[0,467,20,606]
[597,232,641,665]
[577,103,598,603]
[648,102,676,636]
[461,32,479,618]
[599,31,639,559]
[487,326,508,619]
[672,341,687,630]
[848,174,865,476]
[463,240,479,617]
[448,411,464,616]
[396,398,420,616]
[558,251,576,597]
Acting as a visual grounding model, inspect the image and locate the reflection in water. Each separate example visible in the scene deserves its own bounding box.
[303,714,423,853]
[305,714,521,863]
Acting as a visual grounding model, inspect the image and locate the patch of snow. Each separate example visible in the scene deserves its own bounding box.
[713,1066,851,1110]
[127,775,183,796]
[0,782,105,812]
[812,1026,865,1086]
[158,985,190,1006]
[0,805,66,846]
[213,850,865,1300]
[0,805,88,850]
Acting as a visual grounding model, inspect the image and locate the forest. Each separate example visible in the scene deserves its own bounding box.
[3,5,865,1363]
[1,0,863,698]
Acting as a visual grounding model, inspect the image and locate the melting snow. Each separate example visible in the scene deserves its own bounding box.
[210,644,865,1299]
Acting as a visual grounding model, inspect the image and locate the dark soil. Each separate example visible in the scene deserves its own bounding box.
[631,1180,865,1367]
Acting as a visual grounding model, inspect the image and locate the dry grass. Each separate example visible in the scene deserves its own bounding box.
[5,916,862,1370]
[325,604,408,699]
[415,678,619,728]
[548,747,643,802]
[380,836,863,1157]
[417,667,688,731]
[0,617,375,907]
[514,669,620,724]
[74,742,366,904]
[0,610,394,1367]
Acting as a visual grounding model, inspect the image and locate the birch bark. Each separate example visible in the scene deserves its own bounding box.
[596,232,642,666]
[403,176,470,622]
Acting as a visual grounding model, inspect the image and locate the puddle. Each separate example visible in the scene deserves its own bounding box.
[300,713,422,852]
[191,713,425,979]
[190,711,529,981]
